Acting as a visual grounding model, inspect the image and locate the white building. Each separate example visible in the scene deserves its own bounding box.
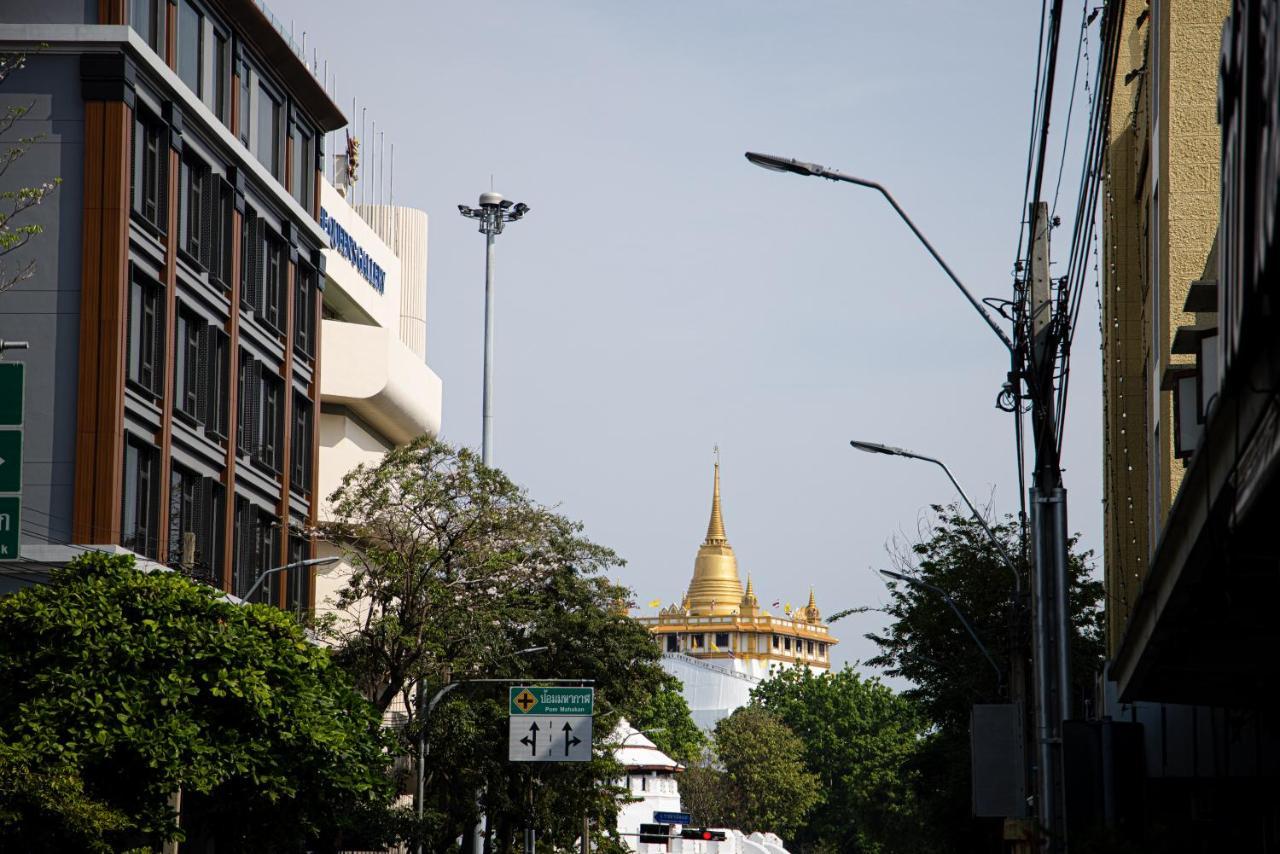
[311,177,442,632]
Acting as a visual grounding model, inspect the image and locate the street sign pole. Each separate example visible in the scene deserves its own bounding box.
[0,361,25,560]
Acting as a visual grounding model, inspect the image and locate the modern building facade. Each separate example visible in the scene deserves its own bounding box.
[635,464,836,729]
[0,0,387,611]
[1094,0,1280,847]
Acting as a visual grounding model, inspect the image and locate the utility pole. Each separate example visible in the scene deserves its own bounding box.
[1025,200,1071,851]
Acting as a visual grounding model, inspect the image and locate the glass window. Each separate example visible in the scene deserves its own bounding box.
[174,307,206,422]
[294,264,316,358]
[286,535,309,615]
[261,231,286,332]
[130,0,166,60]
[260,370,281,472]
[715,632,730,649]
[256,83,282,178]
[127,270,164,397]
[237,61,251,145]
[131,112,167,233]
[206,329,230,439]
[665,634,678,652]
[121,437,159,558]
[290,121,314,210]
[168,467,223,585]
[178,0,203,96]
[179,153,210,266]
[290,393,312,496]
[212,30,230,124]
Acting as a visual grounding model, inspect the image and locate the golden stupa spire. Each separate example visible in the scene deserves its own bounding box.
[705,450,727,545]
[685,449,743,616]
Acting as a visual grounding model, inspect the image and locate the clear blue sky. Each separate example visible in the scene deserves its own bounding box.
[271,0,1104,675]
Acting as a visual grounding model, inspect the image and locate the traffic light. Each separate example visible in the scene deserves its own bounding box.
[638,823,669,844]
[680,828,728,841]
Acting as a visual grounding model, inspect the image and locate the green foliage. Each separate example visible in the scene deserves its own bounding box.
[865,504,1105,852]
[750,667,929,854]
[628,673,706,765]
[698,707,821,839]
[324,437,677,852]
[0,552,395,851]
[0,49,61,293]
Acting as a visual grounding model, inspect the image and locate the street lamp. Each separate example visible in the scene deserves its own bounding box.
[458,192,531,467]
[239,556,339,604]
[848,439,1021,591]
[744,151,1013,351]
[414,645,549,854]
[879,569,1003,691]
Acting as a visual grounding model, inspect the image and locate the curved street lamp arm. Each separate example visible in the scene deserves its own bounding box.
[917,454,1022,593]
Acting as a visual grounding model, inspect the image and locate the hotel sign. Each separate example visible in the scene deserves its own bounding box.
[319,207,386,295]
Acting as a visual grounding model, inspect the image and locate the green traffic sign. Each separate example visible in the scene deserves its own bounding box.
[0,496,19,559]
[0,430,21,493]
[509,686,594,716]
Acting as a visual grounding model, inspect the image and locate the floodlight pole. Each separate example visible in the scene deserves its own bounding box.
[459,194,531,467]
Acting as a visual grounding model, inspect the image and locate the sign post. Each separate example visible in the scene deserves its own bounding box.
[0,362,24,559]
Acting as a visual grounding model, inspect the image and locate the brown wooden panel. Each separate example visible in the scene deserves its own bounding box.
[155,147,179,562]
[72,101,106,545]
[276,260,295,606]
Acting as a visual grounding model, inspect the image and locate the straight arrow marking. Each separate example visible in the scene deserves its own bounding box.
[520,721,540,755]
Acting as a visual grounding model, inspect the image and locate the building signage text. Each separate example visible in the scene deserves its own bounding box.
[319,207,386,295]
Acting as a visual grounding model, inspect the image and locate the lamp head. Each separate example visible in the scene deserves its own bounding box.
[479,191,504,208]
[745,151,820,177]
[879,569,910,584]
[849,439,905,457]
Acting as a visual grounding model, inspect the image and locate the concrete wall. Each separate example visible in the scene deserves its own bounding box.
[0,0,96,25]
[1101,0,1227,656]
[0,53,86,548]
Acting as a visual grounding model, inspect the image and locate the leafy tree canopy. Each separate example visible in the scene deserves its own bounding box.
[0,552,394,852]
[750,667,928,854]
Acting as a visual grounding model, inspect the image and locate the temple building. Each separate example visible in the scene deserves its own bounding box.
[635,462,837,729]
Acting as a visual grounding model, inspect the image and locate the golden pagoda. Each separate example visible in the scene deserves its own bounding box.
[637,460,837,678]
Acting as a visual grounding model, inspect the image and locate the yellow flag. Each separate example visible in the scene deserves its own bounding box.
[784,602,793,614]
[648,599,662,608]
[710,643,719,652]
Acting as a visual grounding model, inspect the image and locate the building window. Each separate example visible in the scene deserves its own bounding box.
[286,534,309,615]
[291,393,312,496]
[290,120,314,211]
[261,231,286,332]
[233,498,279,603]
[772,634,780,649]
[168,465,224,585]
[174,307,207,422]
[240,206,260,312]
[177,0,203,96]
[209,177,233,288]
[783,637,791,652]
[294,264,316,359]
[211,29,230,124]
[129,0,166,60]
[818,642,827,657]
[206,328,230,439]
[715,632,730,650]
[178,152,209,268]
[127,269,164,398]
[806,640,814,655]
[237,60,251,146]
[688,634,704,650]
[256,82,282,179]
[121,437,159,558]
[131,111,167,233]
[237,351,283,473]
[666,634,678,653]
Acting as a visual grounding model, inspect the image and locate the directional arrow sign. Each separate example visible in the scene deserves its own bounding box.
[508,715,592,762]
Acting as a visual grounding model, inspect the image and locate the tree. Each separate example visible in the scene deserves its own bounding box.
[0,552,396,852]
[323,437,678,852]
[750,667,929,854]
[322,436,622,717]
[714,707,821,839]
[628,672,706,766]
[1,50,60,294]
[865,504,1105,852]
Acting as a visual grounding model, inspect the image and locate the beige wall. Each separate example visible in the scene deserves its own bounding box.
[1100,0,1227,656]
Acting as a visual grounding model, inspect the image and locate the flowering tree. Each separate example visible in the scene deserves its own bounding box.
[0,51,60,294]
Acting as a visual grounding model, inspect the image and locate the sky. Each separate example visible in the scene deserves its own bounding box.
[270,0,1105,676]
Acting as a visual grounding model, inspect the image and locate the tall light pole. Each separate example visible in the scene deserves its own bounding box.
[751,150,1070,846]
[458,193,531,466]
